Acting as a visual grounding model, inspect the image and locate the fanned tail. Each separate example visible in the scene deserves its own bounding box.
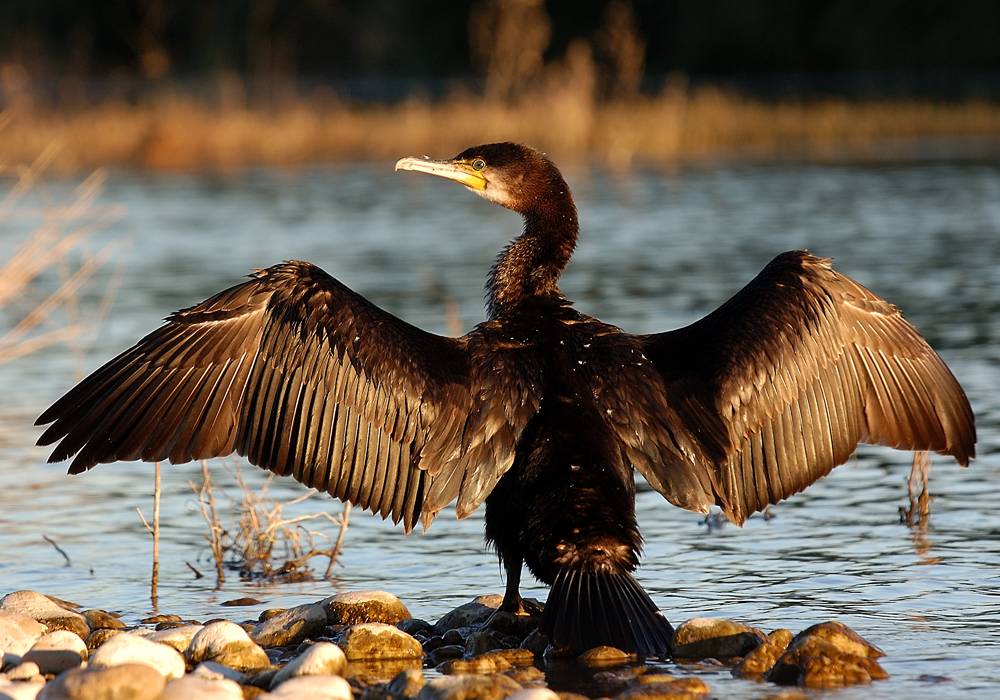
[540,568,673,658]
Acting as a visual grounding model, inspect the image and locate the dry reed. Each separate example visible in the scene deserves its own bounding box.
[190,458,350,588]
[0,135,124,366]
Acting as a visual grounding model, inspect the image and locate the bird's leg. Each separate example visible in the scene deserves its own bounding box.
[499,555,524,612]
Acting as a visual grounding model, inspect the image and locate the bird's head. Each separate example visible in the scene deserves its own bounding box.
[396,142,567,217]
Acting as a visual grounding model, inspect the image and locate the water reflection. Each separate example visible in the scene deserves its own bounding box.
[1,159,998,697]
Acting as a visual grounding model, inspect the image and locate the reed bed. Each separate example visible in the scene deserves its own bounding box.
[1,84,998,173]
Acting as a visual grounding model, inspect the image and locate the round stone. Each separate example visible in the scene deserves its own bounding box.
[322,590,411,626]
[89,631,186,680]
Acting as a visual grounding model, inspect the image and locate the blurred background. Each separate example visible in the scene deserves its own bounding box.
[1,0,999,169]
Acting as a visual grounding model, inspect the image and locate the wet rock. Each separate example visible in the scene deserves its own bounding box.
[141,614,182,625]
[671,618,766,660]
[144,624,205,653]
[323,590,412,626]
[38,663,166,700]
[265,674,353,700]
[250,604,326,648]
[437,654,512,675]
[337,623,422,661]
[396,618,434,638]
[417,673,522,700]
[765,623,887,687]
[81,610,125,631]
[192,660,247,683]
[426,645,466,666]
[83,628,120,651]
[518,630,548,656]
[464,629,506,657]
[480,611,540,641]
[0,610,47,657]
[732,629,793,677]
[579,646,633,665]
[795,621,884,659]
[0,678,46,700]
[269,641,346,687]
[186,620,270,672]
[614,677,711,699]
[22,630,89,675]
[386,668,427,696]
[159,674,245,700]
[432,595,503,635]
[89,631,186,680]
[0,592,90,640]
[506,665,545,684]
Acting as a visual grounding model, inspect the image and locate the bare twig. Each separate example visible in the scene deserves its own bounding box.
[43,535,71,566]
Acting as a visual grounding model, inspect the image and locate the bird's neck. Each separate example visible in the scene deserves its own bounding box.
[487,203,579,318]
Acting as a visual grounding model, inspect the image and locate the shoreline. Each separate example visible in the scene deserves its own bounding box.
[2,86,999,174]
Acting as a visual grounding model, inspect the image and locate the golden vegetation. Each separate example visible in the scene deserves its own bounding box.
[3,80,997,174]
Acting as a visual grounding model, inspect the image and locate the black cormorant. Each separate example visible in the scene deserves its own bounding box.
[36,142,976,658]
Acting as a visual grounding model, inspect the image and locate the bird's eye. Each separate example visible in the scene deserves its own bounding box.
[472,159,486,171]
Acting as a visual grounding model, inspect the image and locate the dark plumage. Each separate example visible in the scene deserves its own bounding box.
[36,142,975,658]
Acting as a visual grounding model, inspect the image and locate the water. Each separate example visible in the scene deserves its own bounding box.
[1,158,999,698]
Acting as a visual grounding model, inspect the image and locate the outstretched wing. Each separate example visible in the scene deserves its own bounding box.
[36,261,541,532]
[636,250,975,525]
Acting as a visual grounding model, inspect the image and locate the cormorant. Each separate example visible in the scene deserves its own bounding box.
[36,142,976,658]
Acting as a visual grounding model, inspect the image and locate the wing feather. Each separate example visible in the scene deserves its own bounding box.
[37,261,543,531]
[640,250,975,524]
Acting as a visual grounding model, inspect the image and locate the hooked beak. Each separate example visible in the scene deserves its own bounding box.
[395,156,488,191]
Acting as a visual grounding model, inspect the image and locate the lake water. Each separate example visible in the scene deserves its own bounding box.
[1,157,998,698]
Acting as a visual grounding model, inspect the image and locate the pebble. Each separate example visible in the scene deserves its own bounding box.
[22,630,89,675]
[159,674,245,700]
[0,592,90,640]
[432,595,502,635]
[250,603,327,647]
[269,641,346,687]
[671,618,767,660]
[191,661,246,683]
[88,630,187,680]
[186,620,270,671]
[5,660,42,681]
[83,628,120,651]
[0,609,47,657]
[732,629,793,677]
[416,673,522,700]
[578,645,634,665]
[508,690,560,700]
[265,674,353,700]
[142,624,205,653]
[337,622,422,660]
[37,663,166,700]
[614,677,711,699]
[0,678,45,700]
[386,668,427,696]
[765,622,888,687]
[323,590,412,626]
[81,610,125,630]
[436,654,512,675]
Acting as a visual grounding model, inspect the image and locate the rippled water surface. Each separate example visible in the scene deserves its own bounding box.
[2,159,999,698]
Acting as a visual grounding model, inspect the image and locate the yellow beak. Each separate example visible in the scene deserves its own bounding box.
[395,157,488,191]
